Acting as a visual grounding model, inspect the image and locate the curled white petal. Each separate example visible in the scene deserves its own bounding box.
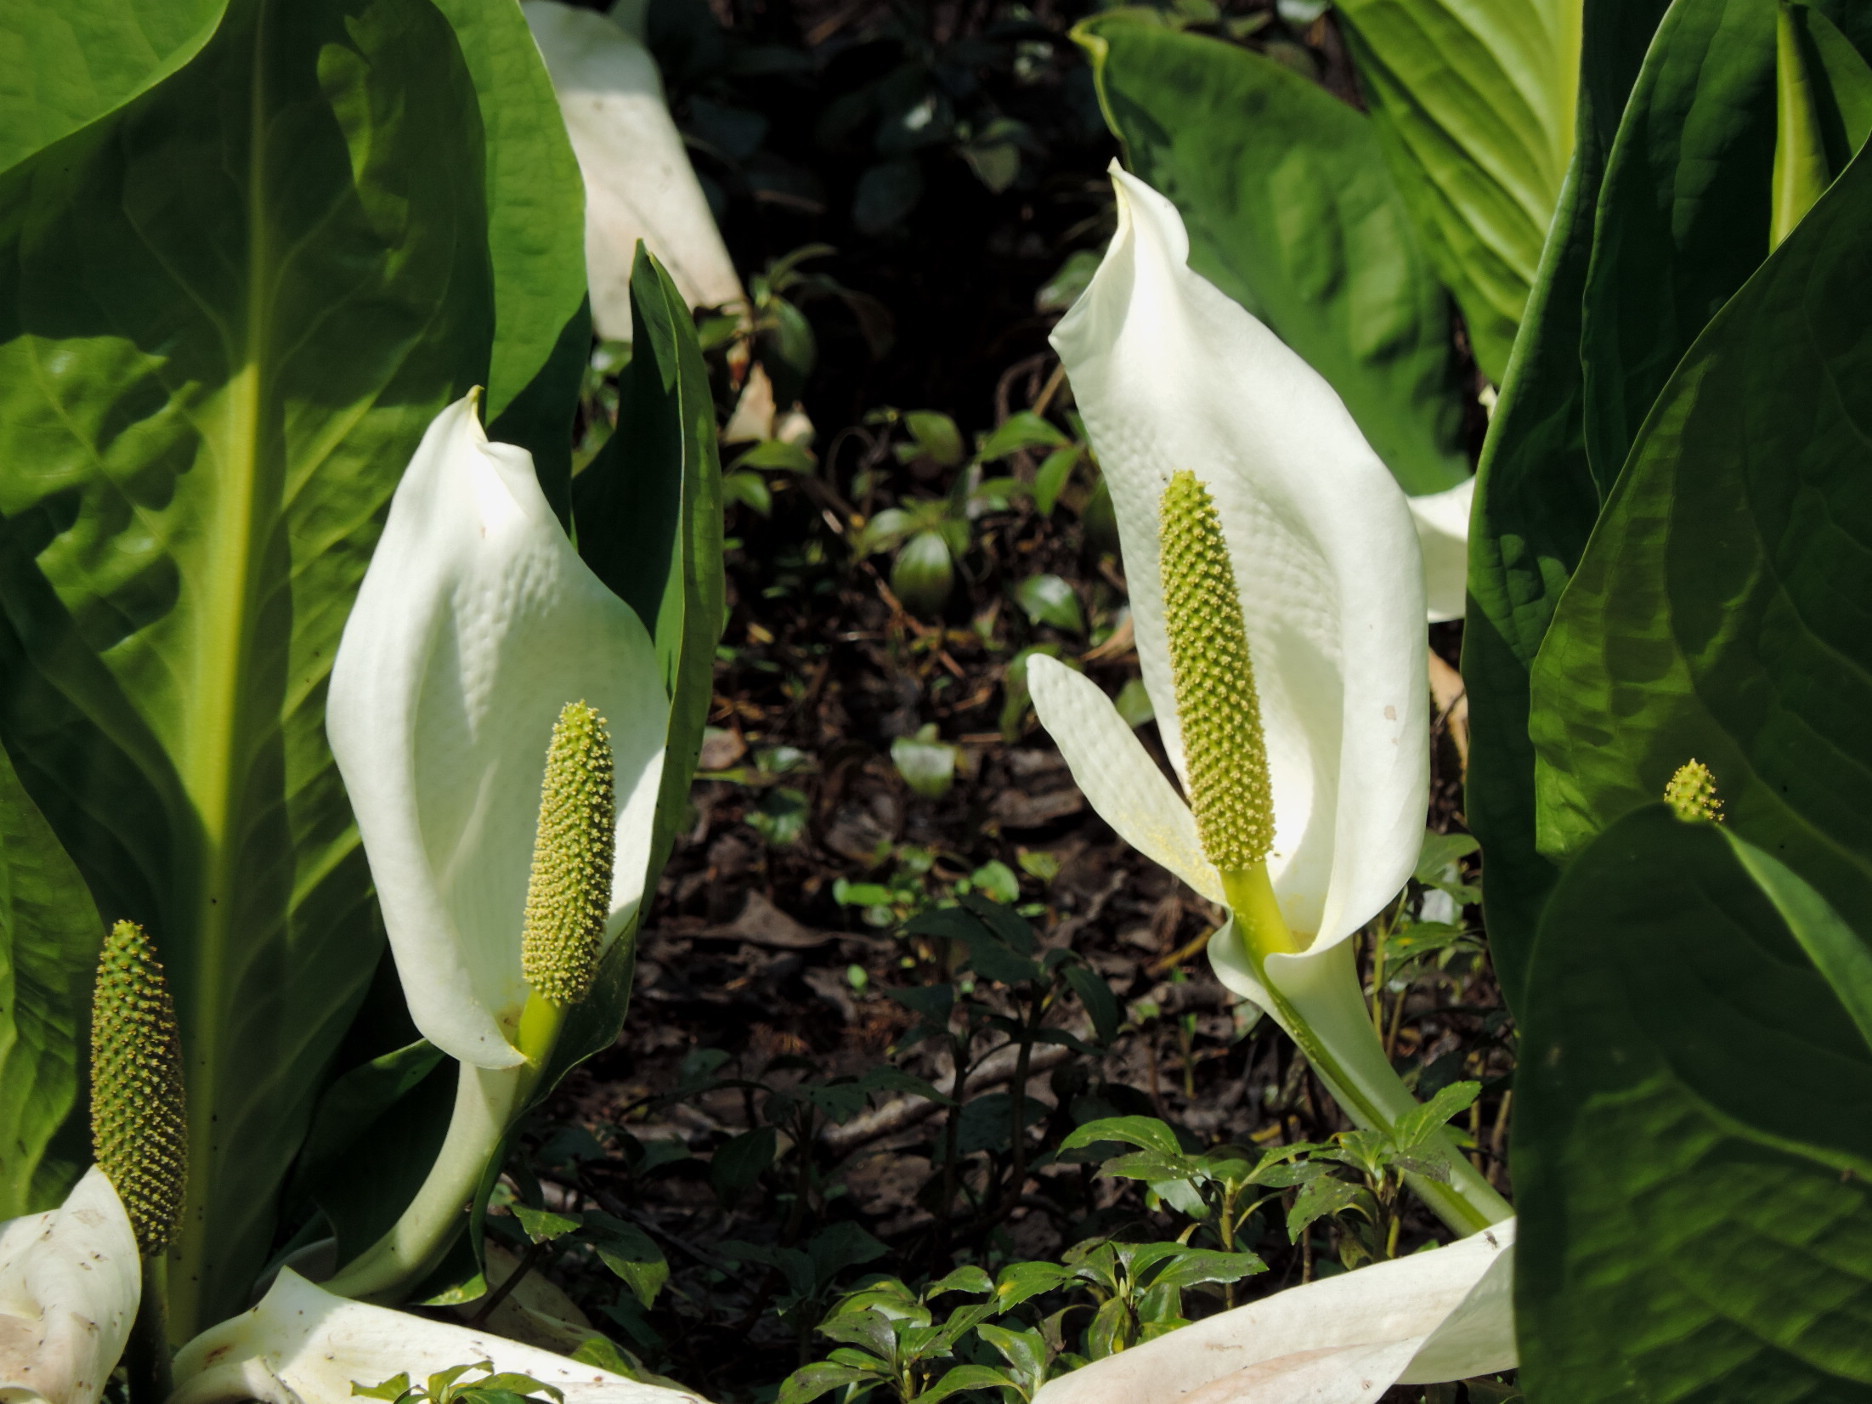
[0,1167,140,1404]
[328,393,666,1069]
[1050,167,1428,951]
[524,0,746,341]
[1030,1220,1516,1404]
[169,1270,711,1404]
[1408,476,1475,623]
[1027,656,1223,904]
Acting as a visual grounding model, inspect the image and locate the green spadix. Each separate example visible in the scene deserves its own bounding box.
[521,699,616,1008]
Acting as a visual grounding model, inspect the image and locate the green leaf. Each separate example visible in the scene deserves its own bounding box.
[777,1363,887,1404]
[1516,807,1872,1400]
[1287,1175,1366,1240]
[1391,1079,1480,1153]
[0,0,228,177]
[582,1210,670,1308]
[1334,0,1582,380]
[1579,0,1872,493]
[1144,1247,1266,1293]
[920,1365,1013,1402]
[892,730,959,801]
[0,737,102,1216]
[1075,15,1468,496]
[709,1126,776,1202]
[1530,137,1872,935]
[0,0,495,1332]
[1062,963,1121,1045]
[979,411,1069,460]
[350,1372,413,1401]
[1774,3,1872,246]
[1059,1115,1182,1156]
[433,0,590,506]
[511,1204,580,1244]
[1462,0,1671,1008]
[1013,574,1084,634]
[555,246,724,1087]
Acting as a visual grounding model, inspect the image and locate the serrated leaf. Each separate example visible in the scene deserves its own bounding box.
[1287,1176,1367,1241]
[1060,1115,1182,1156]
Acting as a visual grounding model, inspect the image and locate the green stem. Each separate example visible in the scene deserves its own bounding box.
[323,991,564,1302]
[126,1256,173,1402]
[1221,867,1513,1236]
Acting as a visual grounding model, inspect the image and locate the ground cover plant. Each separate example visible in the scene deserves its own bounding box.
[2,0,1870,1402]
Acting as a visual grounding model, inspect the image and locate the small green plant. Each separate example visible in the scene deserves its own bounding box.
[352,1362,563,1404]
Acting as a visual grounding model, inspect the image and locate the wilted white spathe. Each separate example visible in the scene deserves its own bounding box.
[327,392,666,1070]
[168,1269,713,1404]
[524,0,747,342]
[0,1167,140,1404]
[1030,1219,1516,1404]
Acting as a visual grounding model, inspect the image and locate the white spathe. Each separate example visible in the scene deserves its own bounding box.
[1408,475,1474,624]
[1031,166,1429,988]
[168,1270,711,1404]
[1030,1219,1516,1404]
[524,0,746,342]
[328,392,666,1070]
[0,1167,140,1404]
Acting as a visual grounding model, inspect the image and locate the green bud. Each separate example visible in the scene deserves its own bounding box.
[1159,470,1274,872]
[1664,759,1724,824]
[521,700,616,1006]
[891,530,955,618]
[90,920,187,1256]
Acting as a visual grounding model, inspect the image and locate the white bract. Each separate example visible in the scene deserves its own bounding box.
[0,1167,140,1404]
[1408,476,1475,624]
[524,0,747,343]
[328,392,666,1071]
[1029,166,1429,1009]
[1031,1219,1516,1404]
[169,1270,712,1404]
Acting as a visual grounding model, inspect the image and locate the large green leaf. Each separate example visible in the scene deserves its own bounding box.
[1334,0,1582,382]
[1530,138,1872,937]
[0,739,102,1218]
[1075,14,1468,495]
[1578,0,1872,492]
[552,244,724,1084]
[1461,0,1668,1010]
[433,0,590,508]
[0,0,227,176]
[1516,807,1872,1400]
[0,0,493,1334]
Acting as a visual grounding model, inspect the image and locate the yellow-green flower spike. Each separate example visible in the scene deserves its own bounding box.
[1665,759,1724,824]
[521,700,616,1006]
[90,920,187,1257]
[1159,470,1274,872]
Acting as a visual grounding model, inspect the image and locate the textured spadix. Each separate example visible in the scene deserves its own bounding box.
[89,920,186,1256]
[0,1167,140,1404]
[169,1270,711,1404]
[522,701,616,1006]
[328,393,666,1069]
[1030,1219,1516,1404]
[1664,759,1724,824]
[1030,167,1428,970]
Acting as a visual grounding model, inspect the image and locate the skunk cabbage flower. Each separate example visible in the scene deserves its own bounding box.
[524,0,747,342]
[328,392,666,1071]
[0,1167,139,1404]
[1031,1220,1516,1404]
[1029,170,1510,1232]
[1029,166,1428,1008]
[1408,476,1475,624]
[169,1270,711,1404]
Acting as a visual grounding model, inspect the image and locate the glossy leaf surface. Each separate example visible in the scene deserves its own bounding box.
[0,743,101,1218]
[1517,807,1872,1400]
[0,0,226,175]
[0,0,493,1331]
[1334,0,1582,380]
[1531,138,1872,934]
[1461,0,1668,1008]
[1076,15,1468,495]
